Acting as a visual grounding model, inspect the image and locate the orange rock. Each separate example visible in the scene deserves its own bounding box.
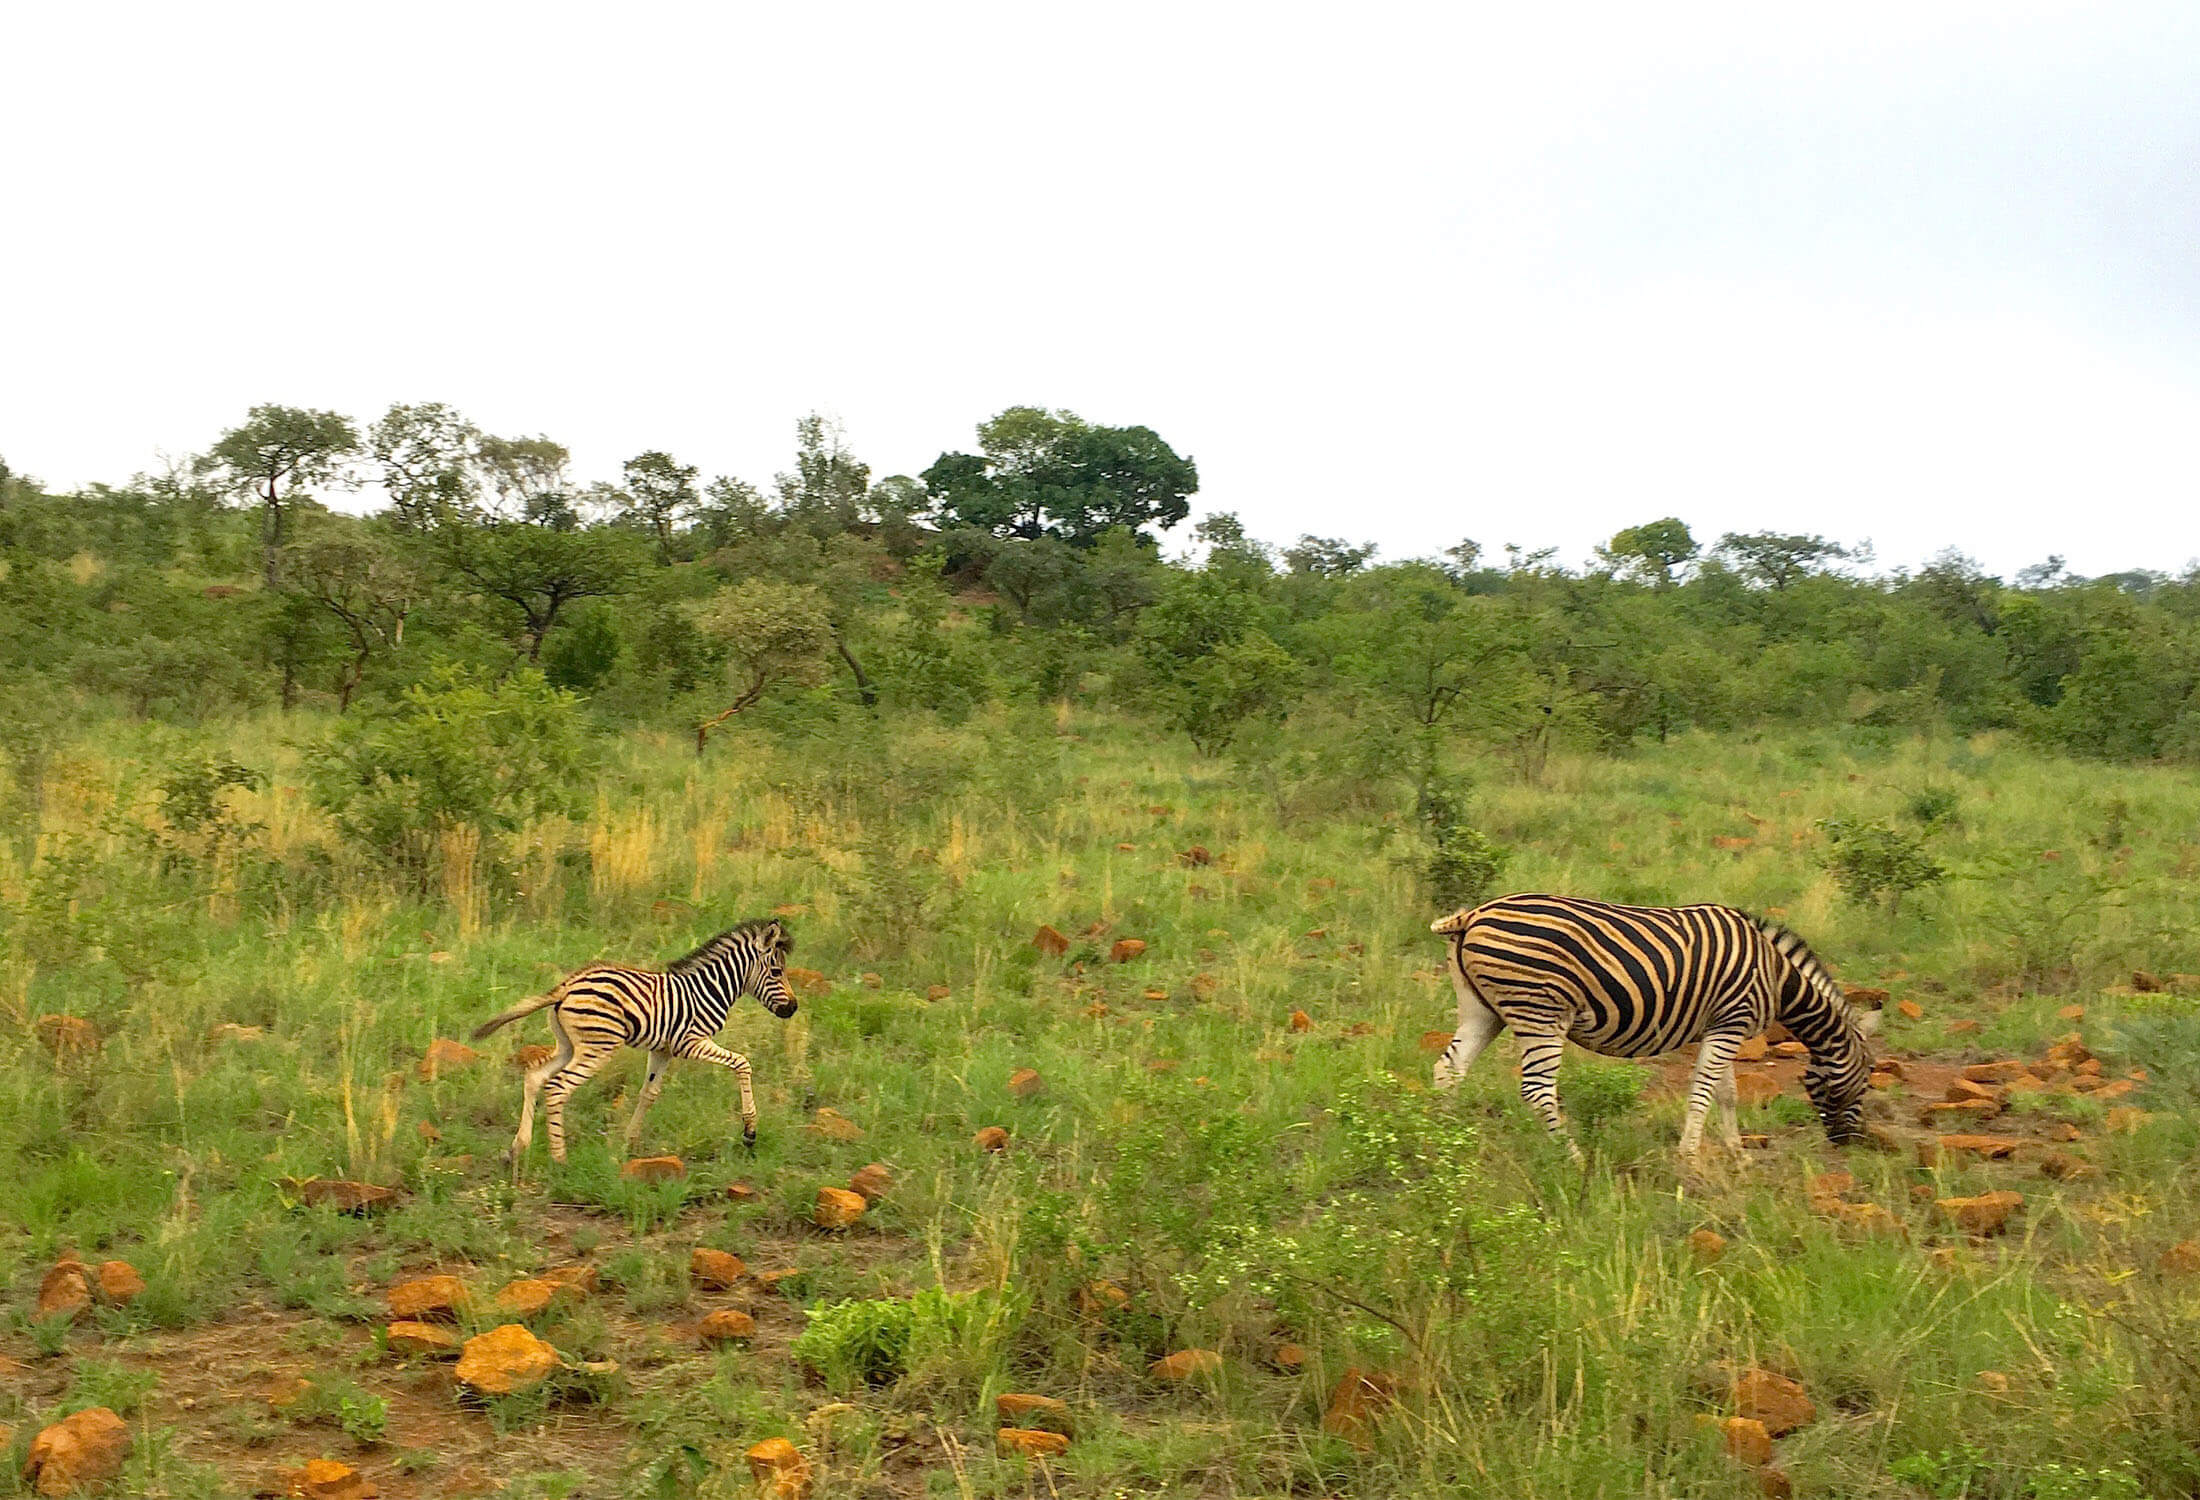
[1837,1202,1906,1238]
[417,1038,481,1079]
[1946,1079,2006,1107]
[23,1407,131,1496]
[622,1155,686,1182]
[1289,1010,1314,1033]
[1109,938,1147,964]
[1897,1000,1923,1020]
[1718,1415,1774,1467]
[2088,1079,2138,1101]
[725,1182,761,1203]
[2056,1004,2086,1021]
[388,1275,468,1320]
[289,1178,398,1214]
[848,1164,893,1202]
[1735,1073,1782,1107]
[283,1457,378,1499]
[1190,973,1219,999]
[2105,1107,2150,1134]
[861,972,883,989]
[1875,1056,1907,1079]
[88,1258,140,1307]
[455,1323,560,1395]
[926,984,951,1001]
[1076,1280,1130,1316]
[1938,1134,2026,1160]
[1759,1467,1794,1500]
[34,1014,99,1056]
[1731,1367,1816,1435]
[1946,1020,1981,1035]
[1959,1061,2034,1085]
[1321,1367,1402,1448]
[2132,969,2163,992]
[1082,1003,1111,1019]
[2158,1240,2200,1275]
[1869,1073,1897,1090]
[1976,1369,2010,1394]
[37,1261,91,1321]
[2049,1121,2082,1142]
[974,1126,1010,1152]
[1273,1342,1307,1371]
[539,1263,599,1292]
[1149,1348,1223,1383]
[1178,845,1214,867]
[784,966,831,997]
[1936,1190,2024,1237]
[997,1428,1071,1458]
[494,1278,563,1319]
[1733,1035,1769,1062]
[690,1248,747,1288]
[745,1437,812,1500]
[1032,925,1070,958]
[1009,1068,1045,1098]
[1418,1029,1452,1053]
[1772,1041,1809,1058]
[1810,1171,1856,1200]
[814,1187,867,1229]
[996,1393,1073,1433]
[2037,1151,2095,1181]
[1843,986,1891,1009]
[699,1308,757,1343]
[386,1321,460,1357]
[512,1043,554,1071]
[415,1120,441,1142]
[810,1108,864,1141]
[1688,1229,1728,1263]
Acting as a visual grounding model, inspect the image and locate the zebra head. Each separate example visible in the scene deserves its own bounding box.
[749,920,800,1018]
[1803,1006,1880,1144]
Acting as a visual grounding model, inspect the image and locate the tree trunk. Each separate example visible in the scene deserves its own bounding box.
[834,632,878,709]
[261,481,284,589]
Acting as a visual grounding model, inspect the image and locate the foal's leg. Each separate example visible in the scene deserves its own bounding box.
[541,1040,618,1164]
[1713,1058,1743,1150]
[509,1011,575,1165]
[621,1049,674,1153]
[672,1036,759,1148]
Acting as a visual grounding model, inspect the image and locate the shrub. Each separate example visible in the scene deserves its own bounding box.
[1416,780,1510,910]
[790,1288,1020,1394]
[1817,816,1945,916]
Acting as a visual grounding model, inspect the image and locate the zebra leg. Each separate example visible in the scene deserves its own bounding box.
[1713,1058,1742,1150]
[541,1041,618,1164]
[1680,1031,1748,1158]
[621,1049,674,1153]
[1516,1027,1585,1164]
[1434,997,1505,1092]
[672,1037,759,1149]
[508,1014,575,1165]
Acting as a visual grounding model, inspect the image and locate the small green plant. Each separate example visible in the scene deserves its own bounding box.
[1415,779,1510,910]
[62,1358,161,1417]
[290,1378,388,1445]
[790,1288,1015,1392]
[1817,816,1945,915]
[1904,785,1962,829]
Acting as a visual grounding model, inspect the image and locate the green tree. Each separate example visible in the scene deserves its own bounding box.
[438,517,645,661]
[688,580,835,750]
[1714,531,1851,590]
[199,405,360,587]
[474,434,572,521]
[1596,517,1698,590]
[1283,535,1377,578]
[923,406,1196,545]
[284,520,419,709]
[367,402,480,531]
[621,450,701,563]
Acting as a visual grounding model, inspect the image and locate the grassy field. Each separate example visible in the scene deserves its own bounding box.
[4,709,2199,1498]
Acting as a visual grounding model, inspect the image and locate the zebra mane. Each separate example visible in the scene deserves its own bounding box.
[665,918,791,976]
[1750,914,1869,1026]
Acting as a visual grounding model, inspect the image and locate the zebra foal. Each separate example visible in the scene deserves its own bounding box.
[471,918,801,1165]
[1428,894,1879,1161]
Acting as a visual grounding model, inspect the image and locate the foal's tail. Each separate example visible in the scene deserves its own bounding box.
[471,991,558,1041]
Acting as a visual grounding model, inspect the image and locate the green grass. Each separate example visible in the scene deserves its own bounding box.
[2,710,2198,1497]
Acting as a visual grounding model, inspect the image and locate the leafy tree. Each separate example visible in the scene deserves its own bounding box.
[284,521,419,709]
[775,415,872,537]
[688,580,835,750]
[199,405,360,586]
[1817,817,1946,916]
[438,517,645,661]
[1715,531,1851,590]
[474,434,572,521]
[1596,518,1698,590]
[620,450,701,563]
[923,406,1196,545]
[1283,535,1377,578]
[367,402,479,531]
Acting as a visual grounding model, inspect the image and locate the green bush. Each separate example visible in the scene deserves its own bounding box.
[790,1288,1020,1394]
[1817,816,1945,915]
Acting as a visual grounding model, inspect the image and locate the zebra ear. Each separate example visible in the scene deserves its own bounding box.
[1851,1007,1882,1038]
[770,919,793,956]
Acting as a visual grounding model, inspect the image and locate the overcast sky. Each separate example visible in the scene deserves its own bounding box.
[5,2,2196,577]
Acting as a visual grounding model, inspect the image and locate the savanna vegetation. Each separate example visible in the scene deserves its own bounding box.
[2,407,2198,1499]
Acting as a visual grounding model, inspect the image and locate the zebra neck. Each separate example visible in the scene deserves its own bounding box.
[671,959,746,1029]
[1773,973,1863,1059]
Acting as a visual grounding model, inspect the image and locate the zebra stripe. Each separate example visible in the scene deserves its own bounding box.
[1428,894,1877,1160]
[474,918,800,1165]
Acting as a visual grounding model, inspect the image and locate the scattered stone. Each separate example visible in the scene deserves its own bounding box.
[1149,1349,1223,1383]
[622,1155,686,1183]
[690,1248,747,1289]
[810,1109,864,1141]
[1759,1467,1794,1500]
[2046,1034,2093,1069]
[494,1278,562,1318]
[2158,1240,2200,1275]
[848,1163,893,1202]
[1976,1370,2011,1394]
[511,1043,554,1071]
[288,1178,398,1214]
[1911,1183,1938,1201]
[36,1260,92,1321]
[1082,1003,1110,1019]
[1418,1029,1452,1053]
[1810,1170,1856,1200]
[2056,1004,2086,1021]
[861,973,882,989]
[1739,1133,1772,1149]
[1289,1010,1314,1033]
[726,1182,761,1203]
[1946,1077,2005,1105]
[1772,1041,1809,1058]
[1688,1229,1728,1264]
[1718,1415,1774,1468]
[2049,1122,2082,1142]
[1927,1246,1961,1271]
[1936,1190,2025,1237]
[455,1323,560,1396]
[1937,1134,2027,1160]
[1190,973,1219,999]
[1868,1072,1897,1090]
[1731,1368,1816,1436]
[1178,845,1214,866]
[699,1309,757,1343]
[745,1437,812,1500]
[388,1275,469,1320]
[94,1260,144,1306]
[2105,1107,2150,1135]
[997,1428,1070,1458]
[974,1126,1010,1152]
[1076,1280,1130,1316]
[415,1120,441,1143]
[1733,1035,1769,1062]
[784,966,831,997]
[2087,1079,2138,1101]
[1273,1342,1307,1371]
[1321,1367,1402,1448]
[925,984,951,1001]
[1875,1056,1907,1079]
[1946,1019,1981,1035]
[1735,1074,1782,1107]
[417,1038,481,1079]
[2132,969,2163,992]
[2037,1151,2095,1182]
[1837,1202,1906,1238]
[283,1457,378,1499]
[23,1407,131,1497]
[1897,1000,1923,1020]
[1843,986,1890,1009]
[996,1393,1073,1434]
[540,1263,599,1293]
[207,1022,264,1043]
[1032,925,1071,958]
[1108,938,1147,964]
[1008,1068,1045,1098]
[35,1014,99,1057]
[814,1187,867,1230]
[386,1321,461,1357]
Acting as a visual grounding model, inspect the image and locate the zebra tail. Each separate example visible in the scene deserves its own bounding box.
[471,992,557,1041]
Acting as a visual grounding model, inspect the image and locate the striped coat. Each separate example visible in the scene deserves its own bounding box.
[1429,894,1878,1159]
[473,918,801,1165]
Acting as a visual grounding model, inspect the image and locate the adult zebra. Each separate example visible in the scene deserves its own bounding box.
[472,918,801,1165]
[1429,894,1880,1160]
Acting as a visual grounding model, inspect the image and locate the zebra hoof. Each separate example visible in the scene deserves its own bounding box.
[742,1127,758,1155]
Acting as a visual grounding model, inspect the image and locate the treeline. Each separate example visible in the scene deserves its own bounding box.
[4,401,2199,773]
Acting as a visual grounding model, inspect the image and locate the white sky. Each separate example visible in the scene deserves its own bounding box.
[4,2,2196,578]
